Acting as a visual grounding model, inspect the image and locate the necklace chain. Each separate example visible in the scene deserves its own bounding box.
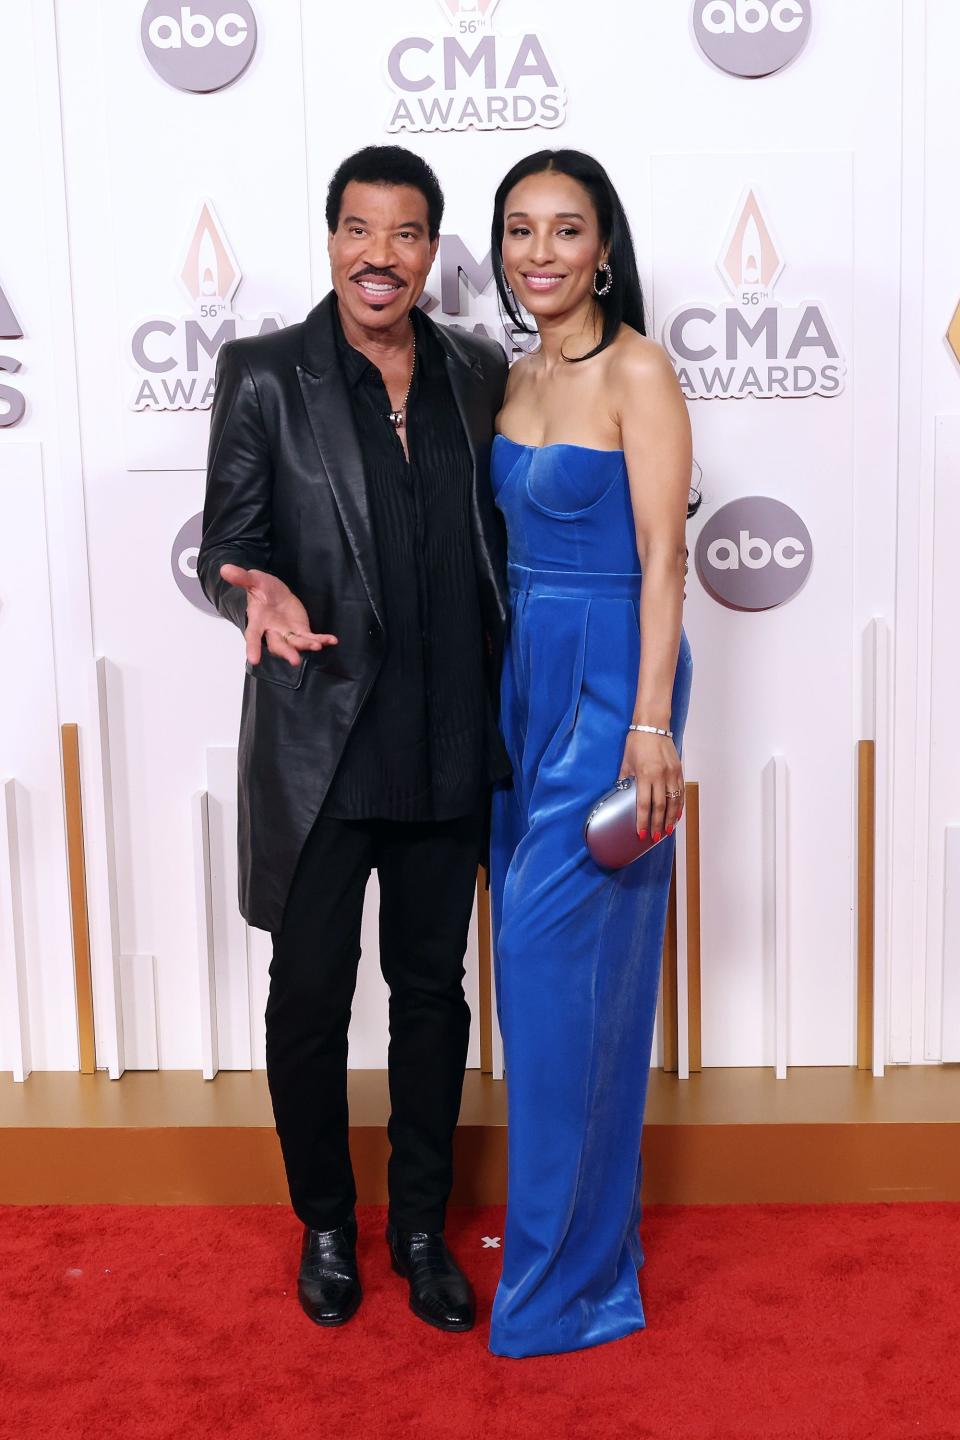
[388,324,417,430]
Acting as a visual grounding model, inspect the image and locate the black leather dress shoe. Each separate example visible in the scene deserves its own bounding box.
[386,1223,475,1332]
[297,1215,361,1326]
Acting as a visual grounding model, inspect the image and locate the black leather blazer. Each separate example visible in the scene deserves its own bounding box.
[198,291,510,932]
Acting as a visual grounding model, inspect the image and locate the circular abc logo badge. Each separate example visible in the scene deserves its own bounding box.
[692,0,811,78]
[171,513,216,614]
[695,496,812,610]
[141,2,257,93]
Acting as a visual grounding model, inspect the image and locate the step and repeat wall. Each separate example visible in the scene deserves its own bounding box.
[2,0,959,1077]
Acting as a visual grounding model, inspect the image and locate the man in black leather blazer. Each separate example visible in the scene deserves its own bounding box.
[197,147,510,1333]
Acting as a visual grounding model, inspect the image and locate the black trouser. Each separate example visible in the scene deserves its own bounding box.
[265,809,483,1234]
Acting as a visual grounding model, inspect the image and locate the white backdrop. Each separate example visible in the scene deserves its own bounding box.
[1,0,958,1077]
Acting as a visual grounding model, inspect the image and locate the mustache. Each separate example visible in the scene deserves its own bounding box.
[350,266,406,285]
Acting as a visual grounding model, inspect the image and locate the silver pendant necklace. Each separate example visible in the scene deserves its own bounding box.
[388,326,417,430]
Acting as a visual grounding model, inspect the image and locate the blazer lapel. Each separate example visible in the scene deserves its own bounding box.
[433,320,489,468]
[297,293,384,626]
[430,316,508,636]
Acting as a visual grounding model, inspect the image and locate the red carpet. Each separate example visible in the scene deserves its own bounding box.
[2,1202,959,1440]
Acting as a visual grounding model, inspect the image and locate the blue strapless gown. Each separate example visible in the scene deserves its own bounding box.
[488,436,694,1358]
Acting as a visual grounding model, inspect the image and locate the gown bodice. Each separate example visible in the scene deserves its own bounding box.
[491,435,642,578]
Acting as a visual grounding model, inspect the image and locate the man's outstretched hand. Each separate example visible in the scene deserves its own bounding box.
[219,564,338,668]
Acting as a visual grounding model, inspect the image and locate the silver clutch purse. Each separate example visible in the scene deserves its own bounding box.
[584,776,668,869]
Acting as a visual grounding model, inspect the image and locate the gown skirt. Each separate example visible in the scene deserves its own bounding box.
[488,435,694,1359]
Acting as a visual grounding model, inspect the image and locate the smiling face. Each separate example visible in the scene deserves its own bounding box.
[500,169,607,322]
[327,180,438,336]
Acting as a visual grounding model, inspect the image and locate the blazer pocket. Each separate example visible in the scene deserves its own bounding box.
[245,651,308,689]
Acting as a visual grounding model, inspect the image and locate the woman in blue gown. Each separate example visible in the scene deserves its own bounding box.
[487,150,699,1358]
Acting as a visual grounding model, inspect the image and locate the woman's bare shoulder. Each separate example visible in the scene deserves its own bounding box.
[607,326,676,382]
[606,327,682,410]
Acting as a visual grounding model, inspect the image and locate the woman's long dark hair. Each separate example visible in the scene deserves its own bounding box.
[491,148,647,361]
[492,149,702,520]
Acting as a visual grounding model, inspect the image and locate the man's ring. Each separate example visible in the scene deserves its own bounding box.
[282,629,296,645]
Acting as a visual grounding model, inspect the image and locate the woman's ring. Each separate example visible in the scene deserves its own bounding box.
[282,629,296,644]
[666,787,683,799]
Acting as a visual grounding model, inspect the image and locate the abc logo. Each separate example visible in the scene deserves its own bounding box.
[695,496,812,611]
[171,513,216,614]
[141,2,257,93]
[692,0,811,78]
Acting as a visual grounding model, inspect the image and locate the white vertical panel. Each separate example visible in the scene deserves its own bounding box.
[886,0,960,1070]
[870,618,892,1078]
[890,9,933,1064]
[923,5,960,1060]
[652,968,663,1072]
[761,755,789,1077]
[78,675,125,1078]
[773,756,789,1080]
[0,781,31,1081]
[205,747,251,1069]
[0,443,75,1070]
[464,900,482,1072]
[926,418,960,1061]
[29,1,124,1073]
[247,924,270,1071]
[119,953,158,1070]
[192,790,218,1081]
[350,873,394,1068]
[490,948,505,1081]
[675,819,690,1082]
[941,828,960,1063]
[887,0,927,1063]
[93,657,125,1077]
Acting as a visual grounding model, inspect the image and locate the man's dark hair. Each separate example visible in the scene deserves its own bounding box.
[325,145,445,240]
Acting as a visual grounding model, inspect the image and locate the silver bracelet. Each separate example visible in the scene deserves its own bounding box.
[628,723,673,738]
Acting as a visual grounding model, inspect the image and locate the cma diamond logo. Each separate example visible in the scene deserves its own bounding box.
[947,294,960,369]
[662,188,846,400]
[384,0,566,133]
[129,200,282,411]
[435,0,502,24]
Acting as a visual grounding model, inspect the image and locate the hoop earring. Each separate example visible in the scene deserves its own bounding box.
[593,261,613,298]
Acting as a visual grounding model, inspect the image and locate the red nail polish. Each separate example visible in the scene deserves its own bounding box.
[653,830,661,841]
[638,829,647,839]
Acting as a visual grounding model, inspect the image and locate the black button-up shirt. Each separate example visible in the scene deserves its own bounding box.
[321,301,495,822]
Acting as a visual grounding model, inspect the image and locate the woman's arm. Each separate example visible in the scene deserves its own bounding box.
[613,338,692,840]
